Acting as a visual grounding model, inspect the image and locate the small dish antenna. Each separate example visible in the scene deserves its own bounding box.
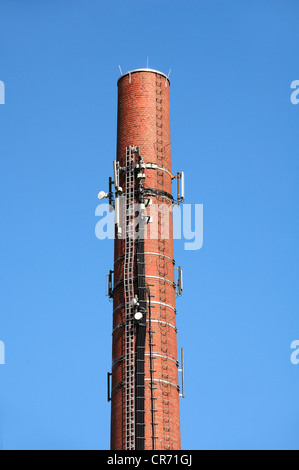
[134,312,143,321]
[97,191,108,200]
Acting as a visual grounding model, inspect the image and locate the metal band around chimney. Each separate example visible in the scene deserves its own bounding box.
[113,300,176,315]
[112,319,177,335]
[114,252,175,265]
[112,353,179,369]
[113,275,176,292]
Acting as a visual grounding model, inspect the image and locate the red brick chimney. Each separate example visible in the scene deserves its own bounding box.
[110,69,181,450]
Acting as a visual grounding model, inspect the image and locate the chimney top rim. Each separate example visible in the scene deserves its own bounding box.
[117,68,170,86]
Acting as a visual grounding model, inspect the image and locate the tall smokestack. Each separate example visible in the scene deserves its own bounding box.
[109,68,182,450]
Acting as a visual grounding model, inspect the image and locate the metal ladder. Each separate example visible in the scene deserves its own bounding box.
[155,73,164,165]
[155,74,172,449]
[124,146,136,450]
[157,202,172,450]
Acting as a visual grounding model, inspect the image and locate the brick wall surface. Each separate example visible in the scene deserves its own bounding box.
[111,70,181,450]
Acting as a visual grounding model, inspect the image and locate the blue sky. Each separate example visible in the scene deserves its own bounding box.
[0,0,298,450]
